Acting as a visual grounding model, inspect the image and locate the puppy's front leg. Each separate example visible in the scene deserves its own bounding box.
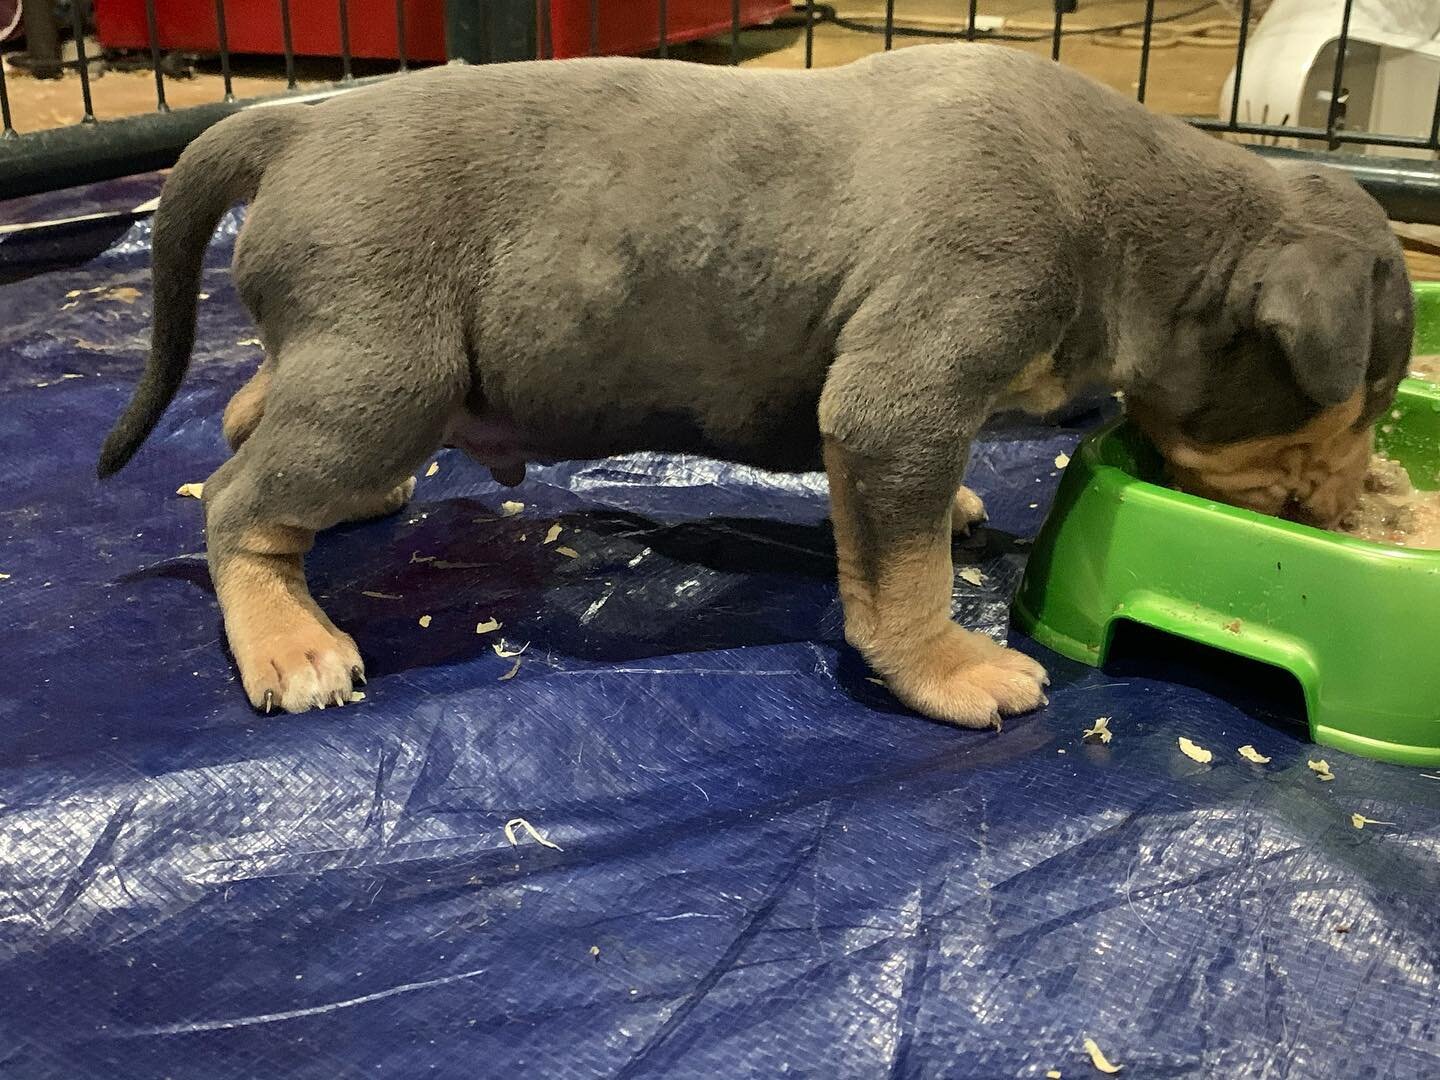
[824,438,1047,729]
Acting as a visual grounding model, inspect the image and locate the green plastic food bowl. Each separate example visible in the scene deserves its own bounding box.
[1013,282,1440,766]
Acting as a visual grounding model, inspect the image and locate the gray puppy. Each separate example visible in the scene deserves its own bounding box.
[97,45,1413,724]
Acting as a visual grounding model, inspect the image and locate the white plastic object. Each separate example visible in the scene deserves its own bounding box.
[1218,0,1440,159]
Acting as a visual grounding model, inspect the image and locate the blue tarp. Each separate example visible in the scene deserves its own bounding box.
[2,179,1438,1079]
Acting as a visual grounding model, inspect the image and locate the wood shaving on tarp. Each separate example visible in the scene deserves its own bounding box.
[544,524,563,544]
[425,461,440,477]
[1082,717,1113,744]
[504,817,561,851]
[418,615,432,628]
[958,567,987,587]
[349,691,366,702]
[1351,813,1394,830]
[1178,737,1212,764]
[1308,759,1336,781]
[1237,745,1271,764]
[500,501,525,516]
[555,546,580,559]
[499,658,522,681]
[361,591,402,600]
[475,618,502,634]
[494,640,529,658]
[67,285,141,304]
[175,483,204,499]
[1054,452,1071,469]
[1082,1037,1122,1074]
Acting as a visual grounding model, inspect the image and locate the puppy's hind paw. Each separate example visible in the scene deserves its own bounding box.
[237,620,364,714]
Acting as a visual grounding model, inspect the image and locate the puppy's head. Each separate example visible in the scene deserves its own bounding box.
[1128,167,1413,529]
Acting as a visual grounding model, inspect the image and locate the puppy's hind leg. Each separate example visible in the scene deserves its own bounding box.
[222,359,272,451]
[202,335,459,713]
[224,356,417,523]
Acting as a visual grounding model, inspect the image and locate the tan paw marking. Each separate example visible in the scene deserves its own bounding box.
[237,620,364,715]
[886,627,1048,729]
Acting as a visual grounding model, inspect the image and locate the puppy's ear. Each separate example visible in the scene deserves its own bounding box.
[1254,238,1373,406]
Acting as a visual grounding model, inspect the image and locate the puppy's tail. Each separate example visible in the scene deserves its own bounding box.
[97,107,302,479]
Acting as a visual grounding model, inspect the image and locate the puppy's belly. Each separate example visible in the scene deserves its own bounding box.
[443,410,544,484]
[443,402,823,478]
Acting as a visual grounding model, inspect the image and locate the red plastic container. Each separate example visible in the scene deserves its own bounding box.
[93,1,793,63]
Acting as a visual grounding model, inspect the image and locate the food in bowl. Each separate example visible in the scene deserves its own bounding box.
[1338,455,1440,548]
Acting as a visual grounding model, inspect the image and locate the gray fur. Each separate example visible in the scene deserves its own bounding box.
[96,45,1413,716]
[101,47,1410,483]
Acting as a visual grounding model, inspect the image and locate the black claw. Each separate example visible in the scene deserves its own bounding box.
[352,667,367,686]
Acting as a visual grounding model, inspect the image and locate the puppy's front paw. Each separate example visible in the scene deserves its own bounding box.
[883,626,1047,729]
[234,619,365,714]
[952,486,989,536]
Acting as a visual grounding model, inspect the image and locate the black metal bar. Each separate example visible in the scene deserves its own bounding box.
[69,0,96,123]
[589,0,599,56]
[1189,116,1435,152]
[215,0,235,100]
[658,0,668,58]
[966,0,978,42]
[1249,145,1440,224]
[805,0,815,68]
[0,102,237,200]
[1325,0,1355,149]
[1227,0,1251,128]
[395,0,409,70]
[1136,0,1156,103]
[280,0,298,88]
[1051,4,1064,62]
[1430,79,1440,150]
[884,0,894,50]
[338,0,355,81]
[730,0,741,65]
[0,77,390,201]
[0,60,14,138]
[144,0,169,112]
[543,0,555,59]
